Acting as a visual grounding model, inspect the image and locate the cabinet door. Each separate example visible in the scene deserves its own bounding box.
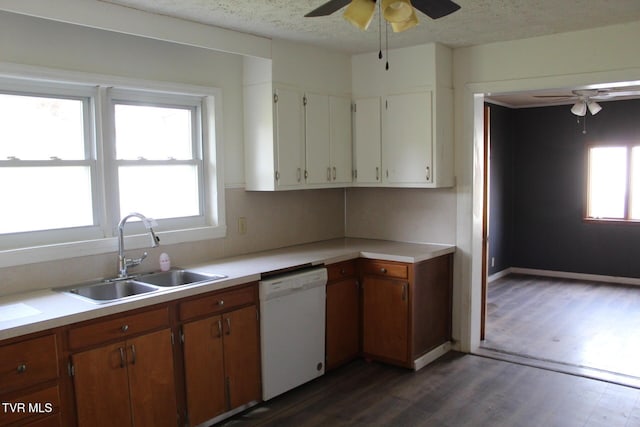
[72,342,133,427]
[305,92,331,185]
[329,96,352,184]
[127,329,178,427]
[326,278,359,370]
[274,87,305,188]
[383,92,433,184]
[182,316,226,426]
[353,97,381,184]
[362,276,409,364]
[222,306,261,410]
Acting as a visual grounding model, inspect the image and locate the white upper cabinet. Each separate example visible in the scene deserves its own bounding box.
[351,43,454,188]
[243,42,352,191]
[275,87,306,188]
[329,96,353,184]
[304,92,331,185]
[353,97,382,184]
[383,92,433,185]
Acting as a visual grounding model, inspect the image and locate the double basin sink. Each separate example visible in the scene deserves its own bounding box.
[60,269,227,304]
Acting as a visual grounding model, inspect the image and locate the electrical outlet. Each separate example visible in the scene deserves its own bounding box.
[238,217,247,234]
[491,257,495,268]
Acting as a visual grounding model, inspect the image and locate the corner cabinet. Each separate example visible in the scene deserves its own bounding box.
[352,42,454,188]
[67,307,178,427]
[359,254,453,369]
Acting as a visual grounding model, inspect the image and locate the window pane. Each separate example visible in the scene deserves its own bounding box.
[631,147,640,220]
[588,146,627,219]
[0,94,85,160]
[118,165,200,219]
[114,104,193,160]
[0,167,93,233]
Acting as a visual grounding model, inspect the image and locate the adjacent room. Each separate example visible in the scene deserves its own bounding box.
[481,94,640,385]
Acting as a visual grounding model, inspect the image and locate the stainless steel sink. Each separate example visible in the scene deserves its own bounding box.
[136,269,227,287]
[62,279,158,303]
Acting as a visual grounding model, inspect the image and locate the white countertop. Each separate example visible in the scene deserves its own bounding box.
[0,238,454,341]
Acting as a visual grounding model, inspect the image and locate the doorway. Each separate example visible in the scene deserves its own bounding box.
[478,99,640,387]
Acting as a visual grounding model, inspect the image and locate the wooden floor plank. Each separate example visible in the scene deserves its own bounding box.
[483,274,640,379]
[219,353,640,426]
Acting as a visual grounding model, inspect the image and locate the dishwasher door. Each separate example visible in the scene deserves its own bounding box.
[259,268,326,401]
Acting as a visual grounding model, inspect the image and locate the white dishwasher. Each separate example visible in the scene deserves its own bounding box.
[259,267,327,401]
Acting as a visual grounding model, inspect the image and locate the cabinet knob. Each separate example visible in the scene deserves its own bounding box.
[380,268,387,274]
[16,363,27,374]
[340,268,346,275]
[218,300,224,306]
[121,325,129,332]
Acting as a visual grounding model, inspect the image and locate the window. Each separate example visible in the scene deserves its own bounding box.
[586,145,640,221]
[0,69,224,266]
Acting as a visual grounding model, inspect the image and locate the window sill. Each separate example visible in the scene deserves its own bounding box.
[0,225,226,269]
[583,218,640,225]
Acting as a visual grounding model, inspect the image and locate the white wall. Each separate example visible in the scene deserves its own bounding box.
[453,20,640,352]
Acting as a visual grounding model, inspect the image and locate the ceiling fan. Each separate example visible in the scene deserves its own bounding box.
[305,0,461,33]
[534,87,640,134]
[534,88,640,117]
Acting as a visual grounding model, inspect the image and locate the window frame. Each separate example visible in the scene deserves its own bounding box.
[585,142,640,224]
[0,63,226,268]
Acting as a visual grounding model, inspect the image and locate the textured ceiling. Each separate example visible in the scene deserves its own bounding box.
[99,0,640,54]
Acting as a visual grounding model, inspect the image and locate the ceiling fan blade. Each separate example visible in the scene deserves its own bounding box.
[411,0,461,19]
[533,95,575,99]
[305,0,353,17]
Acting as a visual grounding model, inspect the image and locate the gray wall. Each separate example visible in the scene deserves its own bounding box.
[489,98,640,278]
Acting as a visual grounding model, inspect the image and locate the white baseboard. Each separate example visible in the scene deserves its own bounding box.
[413,341,452,371]
[493,267,640,287]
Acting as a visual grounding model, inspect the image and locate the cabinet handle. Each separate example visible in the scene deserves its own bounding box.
[218,299,224,307]
[225,317,232,335]
[376,167,379,181]
[129,344,137,365]
[16,363,27,374]
[426,166,431,181]
[402,283,408,301]
[304,169,309,180]
[119,347,126,368]
[121,324,129,333]
[340,268,346,275]
[332,167,336,181]
[217,319,223,338]
[327,167,331,181]
[380,267,387,274]
[297,168,302,182]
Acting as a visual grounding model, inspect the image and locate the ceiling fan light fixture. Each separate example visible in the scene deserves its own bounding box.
[391,7,418,32]
[343,0,376,31]
[382,0,413,23]
[571,101,587,116]
[588,100,602,115]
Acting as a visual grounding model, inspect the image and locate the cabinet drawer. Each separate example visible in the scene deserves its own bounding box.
[1,385,60,425]
[179,285,256,321]
[67,307,169,350]
[327,260,357,281]
[0,335,58,393]
[361,260,408,279]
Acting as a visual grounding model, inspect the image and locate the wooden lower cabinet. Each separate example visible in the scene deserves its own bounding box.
[0,333,62,427]
[360,254,452,368]
[69,316,178,427]
[325,261,360,371]
[180,286,261,426]
[362,276,409,364]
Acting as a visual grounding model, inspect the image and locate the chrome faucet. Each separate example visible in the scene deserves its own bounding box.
[117,212,160,278]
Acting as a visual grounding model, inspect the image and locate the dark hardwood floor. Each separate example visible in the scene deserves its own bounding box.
[216,274,640,426]
[483,274,640,380]
[220,352,640,426]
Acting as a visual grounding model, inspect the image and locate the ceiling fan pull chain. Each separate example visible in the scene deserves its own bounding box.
[378,0,383,60]
[385,21,389,70]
